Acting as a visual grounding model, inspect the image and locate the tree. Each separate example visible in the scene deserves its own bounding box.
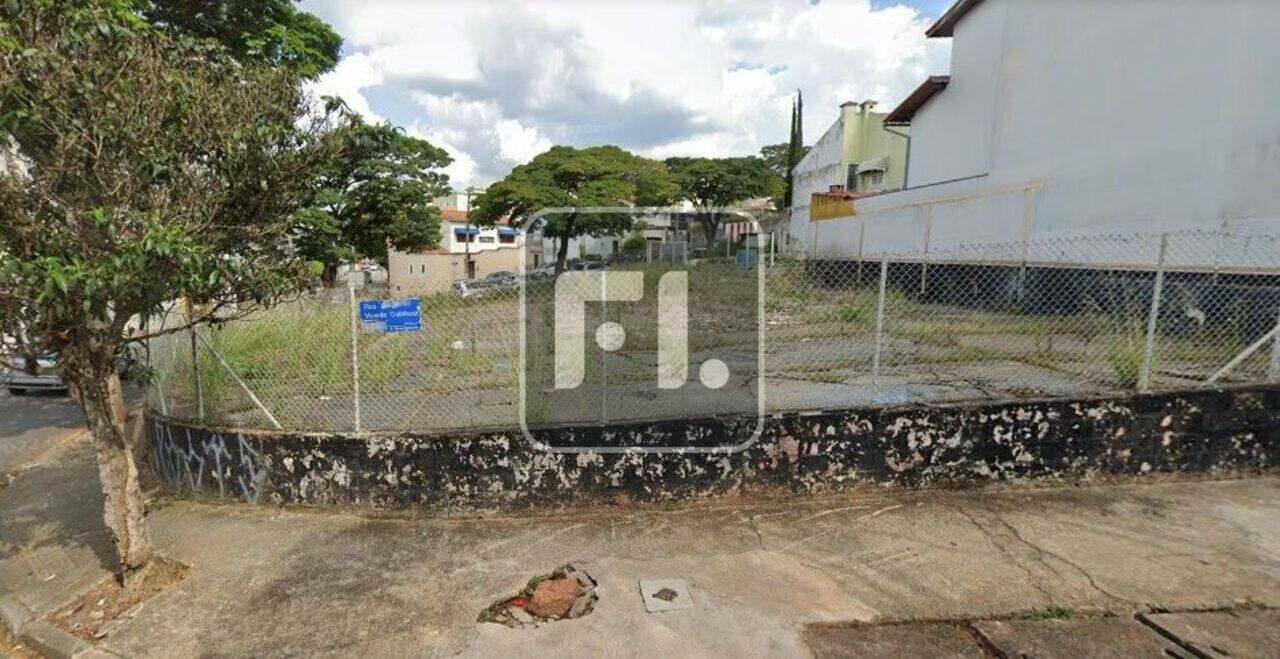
[139,0,342,78]
[0,3,332,585]
[295,108,453,286]
[760,142,809,210]
[471,146,678,273]
[664,156,780,244]
[782,90,805,209]
[759,142,810,179]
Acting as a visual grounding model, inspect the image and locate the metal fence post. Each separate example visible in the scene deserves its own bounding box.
[873,258,889,378]
[349,285,361,433]
[1269,309,1280,383]
[197,334,283,430]
[1139,234,1169,392]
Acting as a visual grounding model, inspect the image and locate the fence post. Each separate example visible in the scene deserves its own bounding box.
[1269,309,1280,383]
[873,258,889,379]
[180,298,205,420]
[348,285,362,433]
[1139,234,1169,392]
[197,334,283,430]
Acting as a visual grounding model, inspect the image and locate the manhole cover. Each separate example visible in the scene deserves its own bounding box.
[639,579,693,612]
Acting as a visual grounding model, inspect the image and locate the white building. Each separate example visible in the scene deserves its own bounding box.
[386,189,527,292]
[799,0,1280,268]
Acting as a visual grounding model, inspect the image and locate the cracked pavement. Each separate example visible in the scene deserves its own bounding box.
[91,475,1280,657]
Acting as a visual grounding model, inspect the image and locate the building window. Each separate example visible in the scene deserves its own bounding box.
[478,236,495,244]
[847,164,859,191]
[499,233,516,244]
[860,170,884,189]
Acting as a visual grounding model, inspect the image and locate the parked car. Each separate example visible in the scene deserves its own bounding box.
[482,271,519,287]
[3,345,136,395]
[452,279,495,299]
[525,264,558,281]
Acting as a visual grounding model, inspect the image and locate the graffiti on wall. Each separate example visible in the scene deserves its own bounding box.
[147,385,1277,510]
[151,420,266,503]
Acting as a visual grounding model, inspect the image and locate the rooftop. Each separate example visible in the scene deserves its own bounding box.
[925,0,985,38]
[883,75,950,126]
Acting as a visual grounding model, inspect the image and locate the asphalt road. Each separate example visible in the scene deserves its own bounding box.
[0,388,84,473]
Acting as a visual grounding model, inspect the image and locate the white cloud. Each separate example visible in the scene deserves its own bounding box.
[300,0,950,187]
[495,119,553,164]
[309,52,385,121]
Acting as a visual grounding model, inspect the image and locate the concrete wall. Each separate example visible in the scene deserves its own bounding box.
[805,0,1280,264]
[147,384,1277,510]
[387,246,522,295]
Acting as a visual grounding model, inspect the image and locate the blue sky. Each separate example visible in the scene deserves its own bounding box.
[303,0,954,187]
[877,0,955,16]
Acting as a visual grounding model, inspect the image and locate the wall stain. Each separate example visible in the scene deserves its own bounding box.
[147,385,1277,510]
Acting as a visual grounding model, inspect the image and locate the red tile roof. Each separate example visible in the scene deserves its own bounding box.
[884,76,950,126]
[441,209,469,221]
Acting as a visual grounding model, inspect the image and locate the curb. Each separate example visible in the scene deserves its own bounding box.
[0,594,114,658]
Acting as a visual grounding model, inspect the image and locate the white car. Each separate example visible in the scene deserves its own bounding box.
[3,345,137,395]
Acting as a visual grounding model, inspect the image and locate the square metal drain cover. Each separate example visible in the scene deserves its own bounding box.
[639,579,693,612]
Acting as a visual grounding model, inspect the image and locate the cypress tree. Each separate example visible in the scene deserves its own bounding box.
[783,89,804,209]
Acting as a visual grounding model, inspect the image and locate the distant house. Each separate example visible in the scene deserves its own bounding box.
[800,0,1280,261]
[786,100,908,252]
[386,190,525,294]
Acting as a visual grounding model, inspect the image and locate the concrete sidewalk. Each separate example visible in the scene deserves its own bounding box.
[116,477,1278,656]
[2,433,1277,657]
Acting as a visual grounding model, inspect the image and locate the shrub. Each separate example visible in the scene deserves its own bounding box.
[1105,320,1150,388]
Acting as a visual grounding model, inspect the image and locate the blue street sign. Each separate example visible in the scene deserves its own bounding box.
[358,297,421,333]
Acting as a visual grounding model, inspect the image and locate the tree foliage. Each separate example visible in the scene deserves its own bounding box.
[471,145,678,272]
[759,142,810,178]
[783,90,804,208]
[138,0,342,77]
[295,107,453,285]
[664,156,780,242]
[760,142,809,210]
[0,1,334,581]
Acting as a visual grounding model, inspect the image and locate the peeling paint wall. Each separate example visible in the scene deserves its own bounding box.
[147,385,1277,510]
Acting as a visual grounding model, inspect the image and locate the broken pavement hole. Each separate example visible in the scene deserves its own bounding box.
[478,564,598,628]
[47,556,189,642]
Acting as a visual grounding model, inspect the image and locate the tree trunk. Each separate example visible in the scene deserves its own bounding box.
[555,235,571,274]
[321,261,340,287]
[700,209,720,250]
[554,214,577,275]
[67,353,155,586]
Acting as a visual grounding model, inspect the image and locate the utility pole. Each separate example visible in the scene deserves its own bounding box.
[464,186,476,279]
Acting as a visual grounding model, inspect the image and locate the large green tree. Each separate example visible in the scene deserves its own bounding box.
[760,142,810,179]
[296,108,453,286]
[471,146,678,273]
[664,156,780,244]
[139,0,342,77]
[760,142,809,211]
[0,2,333,584]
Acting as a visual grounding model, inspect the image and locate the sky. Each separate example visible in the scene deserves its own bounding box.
[300,0,955,189]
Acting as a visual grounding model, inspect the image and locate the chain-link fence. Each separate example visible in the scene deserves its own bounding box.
[144,230,1280,433]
